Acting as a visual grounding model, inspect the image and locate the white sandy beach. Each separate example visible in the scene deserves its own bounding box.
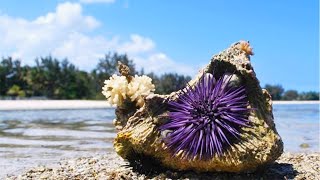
[272,101,320,104]
[0,100,318,111]
[0,100,113,111]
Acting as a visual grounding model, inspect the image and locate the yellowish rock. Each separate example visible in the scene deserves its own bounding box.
[113,41,283,172]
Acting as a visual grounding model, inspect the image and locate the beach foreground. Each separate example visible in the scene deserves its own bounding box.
[6,151,320,180]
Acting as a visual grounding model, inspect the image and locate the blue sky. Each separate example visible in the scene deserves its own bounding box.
[0,0,318,92]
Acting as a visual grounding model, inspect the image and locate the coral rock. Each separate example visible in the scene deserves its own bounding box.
[113,41,283,172]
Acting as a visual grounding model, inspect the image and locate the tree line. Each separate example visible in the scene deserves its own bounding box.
[0,54,318,100]
[264,84,319,101]
[0,53,191,99]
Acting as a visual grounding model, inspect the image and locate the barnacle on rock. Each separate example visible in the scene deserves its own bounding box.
[102,74,128,106]
[128,75,155,107]
[236,40,254,56]
[102,69,155,108]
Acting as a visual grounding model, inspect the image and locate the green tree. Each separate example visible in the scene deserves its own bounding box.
[155,73,191,94]
[264,84,284,100]
[0,57,28,96]
[57,59,94,99]
[30,56,61,98]
[282,90,299,100]
[93,53,135,78]
[7,85,26,98]
[27,57,95,99]
[27,60,46,96]
[298,91,319,100]
[92,53,136,99]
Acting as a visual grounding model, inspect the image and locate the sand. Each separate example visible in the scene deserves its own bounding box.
[0,100,113,110]
[0,100,318,111]
[5,151,320,180]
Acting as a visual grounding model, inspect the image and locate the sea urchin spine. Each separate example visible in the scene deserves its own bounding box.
[160,73,251,160]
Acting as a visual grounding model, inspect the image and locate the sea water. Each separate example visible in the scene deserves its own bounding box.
[0,103,319,177]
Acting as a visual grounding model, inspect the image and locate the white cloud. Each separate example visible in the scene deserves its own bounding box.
[0,2,101,69]
[117,34,155,54]
[35,2,100,29]
[79,0,115,4]
[0,2,196,76]
[133,53,197,75]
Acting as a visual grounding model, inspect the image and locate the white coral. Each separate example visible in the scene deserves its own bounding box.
[102,74,128,106]
[128,75,155,107]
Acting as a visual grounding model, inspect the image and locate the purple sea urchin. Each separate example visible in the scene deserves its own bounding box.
[160,73,251,160]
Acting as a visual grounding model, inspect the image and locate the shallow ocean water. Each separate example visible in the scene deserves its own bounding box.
[0,103,319,177]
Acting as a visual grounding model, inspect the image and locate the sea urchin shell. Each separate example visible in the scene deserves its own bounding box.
[160,73,251,160]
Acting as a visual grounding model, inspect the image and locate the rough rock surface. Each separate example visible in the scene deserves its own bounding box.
[114,41,283,172]
[6,152,320,180]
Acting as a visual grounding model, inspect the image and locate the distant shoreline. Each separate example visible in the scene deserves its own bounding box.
[0,100,113,111]
[273,100,320,104]
[0,100,318,111]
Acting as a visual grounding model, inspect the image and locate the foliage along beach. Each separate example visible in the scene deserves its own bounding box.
[0,54,319,101]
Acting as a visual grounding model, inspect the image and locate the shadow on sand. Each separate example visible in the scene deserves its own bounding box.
[125,155,297,180]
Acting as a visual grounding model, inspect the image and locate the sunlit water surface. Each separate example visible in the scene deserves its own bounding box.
[0,104,319,177]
